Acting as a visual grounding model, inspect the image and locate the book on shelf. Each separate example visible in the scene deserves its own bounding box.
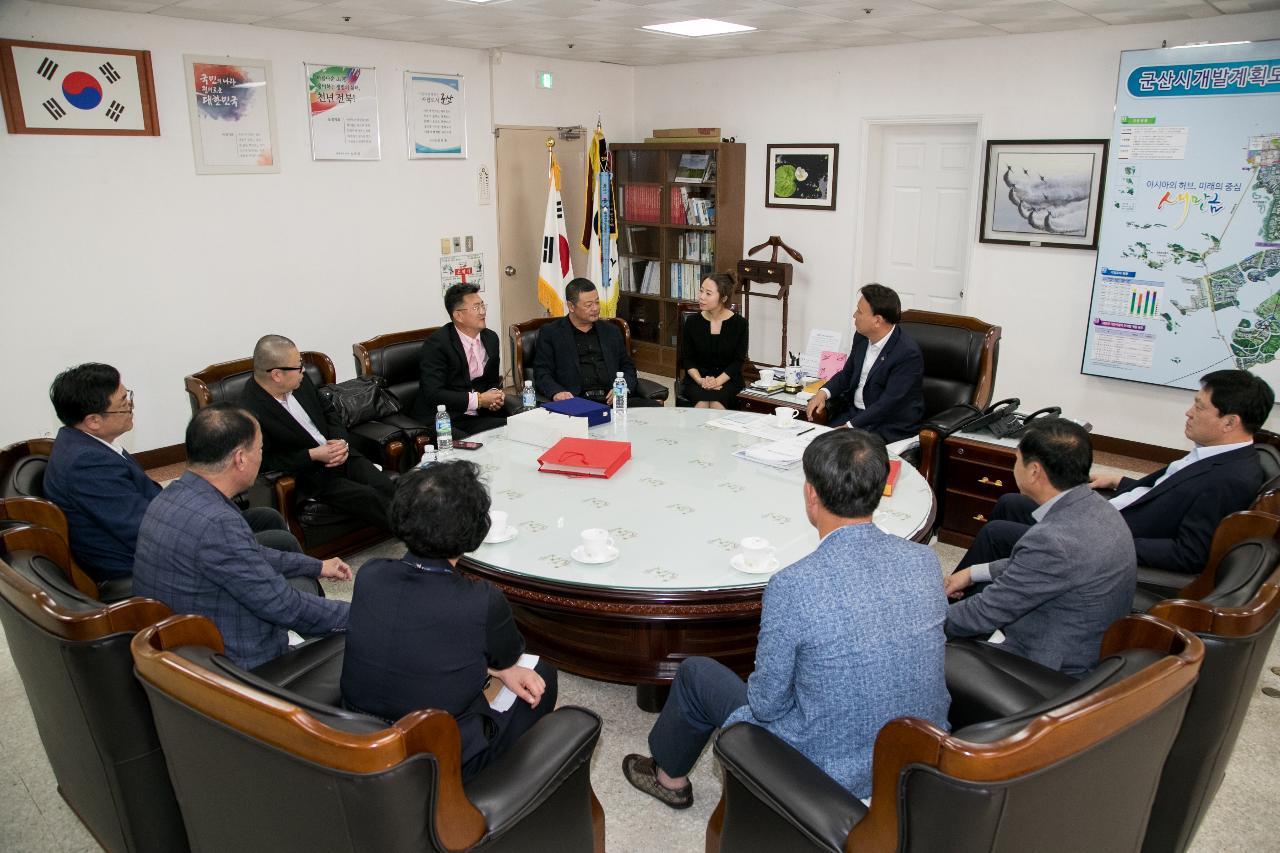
[674,153,712,183]
[652,127,720,138]
[623,185,662,223]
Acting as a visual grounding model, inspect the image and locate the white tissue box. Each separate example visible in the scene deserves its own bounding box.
[504,407,589,448]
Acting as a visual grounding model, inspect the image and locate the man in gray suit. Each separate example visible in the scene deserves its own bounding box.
[944,419,1136,677]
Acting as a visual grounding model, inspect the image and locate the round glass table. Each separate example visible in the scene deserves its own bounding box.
[457,408,936,704]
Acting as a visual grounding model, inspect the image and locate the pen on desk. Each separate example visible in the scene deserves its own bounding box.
[796,426,815,436]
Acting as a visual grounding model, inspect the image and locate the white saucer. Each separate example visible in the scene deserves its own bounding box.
[766,418,803,431]
[571,544,620,565]
[484,526,518,544]
[731,553,780,574]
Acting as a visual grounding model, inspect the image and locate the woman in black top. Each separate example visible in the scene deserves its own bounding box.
[340,461,557,781]
[681,272,749,409]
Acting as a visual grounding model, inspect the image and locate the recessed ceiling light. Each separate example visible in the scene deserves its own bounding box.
[641,19,756,38]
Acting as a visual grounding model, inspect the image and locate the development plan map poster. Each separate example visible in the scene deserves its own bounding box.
[1082,40,1280,391]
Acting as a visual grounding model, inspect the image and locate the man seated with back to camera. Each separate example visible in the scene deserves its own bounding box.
[944,419,1136,677]
[134,404,351,670]
[622,429,949,809]
[239,334,395,531]
[42,362,300,589]
[804,283,924,442]
[533,277,662,408]
[956,370,1274,577]
[340,460,556,780]
[411,283,514,437]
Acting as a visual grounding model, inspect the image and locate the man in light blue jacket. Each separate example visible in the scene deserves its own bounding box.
[622,429,949,808]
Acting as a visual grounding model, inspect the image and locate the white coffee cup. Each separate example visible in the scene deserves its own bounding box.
[581,527,614,559]
[740,536,775,570]
[774,406,798,421]
[488,510,508,538]
[759,367,775,383]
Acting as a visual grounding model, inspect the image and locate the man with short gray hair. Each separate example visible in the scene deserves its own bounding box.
[134,404,350,669]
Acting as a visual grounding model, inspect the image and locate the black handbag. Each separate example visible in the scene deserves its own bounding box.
[317,376,401,427]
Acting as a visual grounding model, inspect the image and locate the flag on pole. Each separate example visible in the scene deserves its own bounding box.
[583,125,621,318]
[537,149,572,316]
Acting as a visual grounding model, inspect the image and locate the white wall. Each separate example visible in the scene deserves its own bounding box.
[490,49,634,139]
[631,14,1280,449]
[0,1,632,452]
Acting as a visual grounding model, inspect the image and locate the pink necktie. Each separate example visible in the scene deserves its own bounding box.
[467,338,485,380]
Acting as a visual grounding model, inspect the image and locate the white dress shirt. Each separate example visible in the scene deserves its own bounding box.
[86,432,125,456]
[1108,439,1253,511]
[279,392,328,446]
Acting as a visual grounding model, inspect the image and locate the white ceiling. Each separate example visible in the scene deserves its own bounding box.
[31,0,1280,65]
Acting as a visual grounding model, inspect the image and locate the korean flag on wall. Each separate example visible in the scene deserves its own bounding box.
[6,43,151,132]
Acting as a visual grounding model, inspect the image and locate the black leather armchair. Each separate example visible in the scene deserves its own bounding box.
[1136,516,1280,853]
[353,327,439,465]
[132,613,607,853]
[0,497,127,601]
[1,437,53,500]
[510,316,669,404]
[899,310,1001,481]
[708,615,1203,853]
[185,352,394,558]
[1137,502,1280,601]
[0,525,189,853]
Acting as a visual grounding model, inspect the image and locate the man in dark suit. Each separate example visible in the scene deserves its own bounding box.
[959,370,1274,576]
[134,404,350,669]
[411,283,513,436]
[804,283,924,442]
[944,420,1136,676]
[43,362,296,584]
[533,278,662,408]
[239,335,395,531]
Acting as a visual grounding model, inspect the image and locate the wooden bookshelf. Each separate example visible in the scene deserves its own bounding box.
[611,141,745,376]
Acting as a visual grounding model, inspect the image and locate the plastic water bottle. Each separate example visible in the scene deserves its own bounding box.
[434,404,453,459]
[612,372,628,416]
[416,444,436,470]
[521,380,536,411]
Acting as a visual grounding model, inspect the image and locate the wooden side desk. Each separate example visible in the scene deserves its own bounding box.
[920,429,1020,547]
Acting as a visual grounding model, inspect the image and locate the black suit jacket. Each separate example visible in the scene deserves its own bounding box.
[533,317,637,398]
[1116,444,1264,573]
[239,376,360,498]
[412,324,502,422]
[820,327,925,442]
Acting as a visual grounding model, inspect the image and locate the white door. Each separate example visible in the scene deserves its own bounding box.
[873,124,977,313]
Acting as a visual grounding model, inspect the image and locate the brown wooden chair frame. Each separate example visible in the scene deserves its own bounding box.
[132,613,607,853]
[706,615,1204,853]
[1,437,55,496]
[1,526,171,639]
[185,351,393,558]
[1,500,99,598]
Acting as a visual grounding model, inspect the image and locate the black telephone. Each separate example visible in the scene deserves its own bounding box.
[957,398,1021,435]
[985,405,1063,439]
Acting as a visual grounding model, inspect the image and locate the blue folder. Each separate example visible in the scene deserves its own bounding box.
[542,397,612,427]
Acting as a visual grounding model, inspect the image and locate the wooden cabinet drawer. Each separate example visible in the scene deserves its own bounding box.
[947,439,1016,468]
[946,457,1017,501]
[942,491,1000,538]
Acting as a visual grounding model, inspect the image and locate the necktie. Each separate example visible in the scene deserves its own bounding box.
[467,338,485,380]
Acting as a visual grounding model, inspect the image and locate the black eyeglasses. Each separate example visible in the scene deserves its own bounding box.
[102,389,135,414]
[270,365,305,373]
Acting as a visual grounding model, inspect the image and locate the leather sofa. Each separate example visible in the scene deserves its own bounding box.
[708,615,1202,853]
[0,525,188,853]
[132,613,607,853]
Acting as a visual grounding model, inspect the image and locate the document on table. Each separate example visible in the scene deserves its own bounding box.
[708,413,831,442]
[486,653,540,712]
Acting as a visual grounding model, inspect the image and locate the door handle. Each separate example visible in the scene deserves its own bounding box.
[978,477,1003,487]
[504,265,516,277]
[972,514,987,522]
